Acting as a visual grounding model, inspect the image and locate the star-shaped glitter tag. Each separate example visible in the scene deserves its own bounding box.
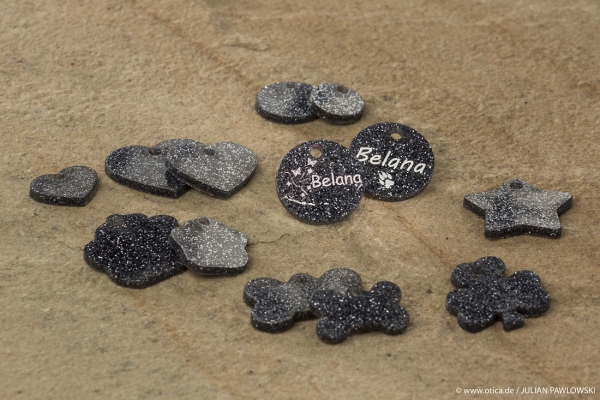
[464,178,572,239]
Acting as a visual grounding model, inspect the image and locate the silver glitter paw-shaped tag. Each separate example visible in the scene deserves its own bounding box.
[464,178,573,239]
[166,140,258,198]
[243,268,362,333]
[310,281,410,344]
[170,217,249,276]
[446,256,550,332]
[30,166,98,206]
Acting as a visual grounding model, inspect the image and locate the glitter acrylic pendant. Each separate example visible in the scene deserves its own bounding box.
[349,122,434,201]
[276,140,365,224]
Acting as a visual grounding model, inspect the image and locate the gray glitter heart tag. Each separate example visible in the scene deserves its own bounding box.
[166,141,258,198]
[170,217,249,275]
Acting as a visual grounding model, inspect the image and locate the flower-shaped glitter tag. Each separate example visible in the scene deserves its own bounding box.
[446,257,550,332]
[84,214,185,289]
[166,140,258,198]
[170,217,249,276]
[30,166,98,206]
[310,281,410,344]
[349,122,434,201]
[255,82,318,124]
[464,178,572,239]
[276,140,365,224]
[105,139,195,198]
[244,268,362,333]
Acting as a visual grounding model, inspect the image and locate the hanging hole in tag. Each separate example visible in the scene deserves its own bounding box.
[510,181,523,189]
[310,145,323,159]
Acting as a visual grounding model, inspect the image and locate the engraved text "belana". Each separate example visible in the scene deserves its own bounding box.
[311,173,362,188]
[355,147,428,174]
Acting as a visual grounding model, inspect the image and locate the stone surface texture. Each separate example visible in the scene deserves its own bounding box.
[1,0,598,398]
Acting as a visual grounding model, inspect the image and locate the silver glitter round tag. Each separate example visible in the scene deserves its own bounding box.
[276,140,365,224]
[309,83,364,125]
[255,82,318,124]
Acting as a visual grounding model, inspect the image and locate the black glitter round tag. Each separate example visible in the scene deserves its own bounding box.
[255,82,318,124]
[349,123,434,201]
[276,140,365,224]
[309,83,364,125]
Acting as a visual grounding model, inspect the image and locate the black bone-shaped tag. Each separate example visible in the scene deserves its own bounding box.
[311,281,410,344]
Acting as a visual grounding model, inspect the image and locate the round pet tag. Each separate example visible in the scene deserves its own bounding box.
[276,140,365,224]
[349,123,434,201]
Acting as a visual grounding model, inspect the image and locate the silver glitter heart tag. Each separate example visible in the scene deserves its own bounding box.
[166,141,258,198]
[170,217,249,275]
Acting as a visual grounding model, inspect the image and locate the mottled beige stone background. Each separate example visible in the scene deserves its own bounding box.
[1,1,599,398]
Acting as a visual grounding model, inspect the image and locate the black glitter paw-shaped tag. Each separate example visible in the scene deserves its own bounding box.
[276,140,365,224]
[244,268,362,333]
[464,178,573,239]
[30,166,98,206]
[255,82,318,124]
[170,217,248,276]
[309,83,364,125]
[166,140,258,198]
[311,281,410,344]
[349,123,434,201]
[446,256,550,332]
[105,139,195,198]
[84,214,185,289]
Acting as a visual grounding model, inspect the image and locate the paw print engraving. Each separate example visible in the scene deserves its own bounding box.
[446,257,550,332]
[378,171,394,188]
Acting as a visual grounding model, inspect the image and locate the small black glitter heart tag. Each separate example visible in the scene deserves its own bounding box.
[276,140,365,224]
[349,123,434,201]
[30,166,99,206]
[256,82,318,124]
[105,139,195,198]
[84,213,185,289]
[166,140,258,198]
[309,83,364,125]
